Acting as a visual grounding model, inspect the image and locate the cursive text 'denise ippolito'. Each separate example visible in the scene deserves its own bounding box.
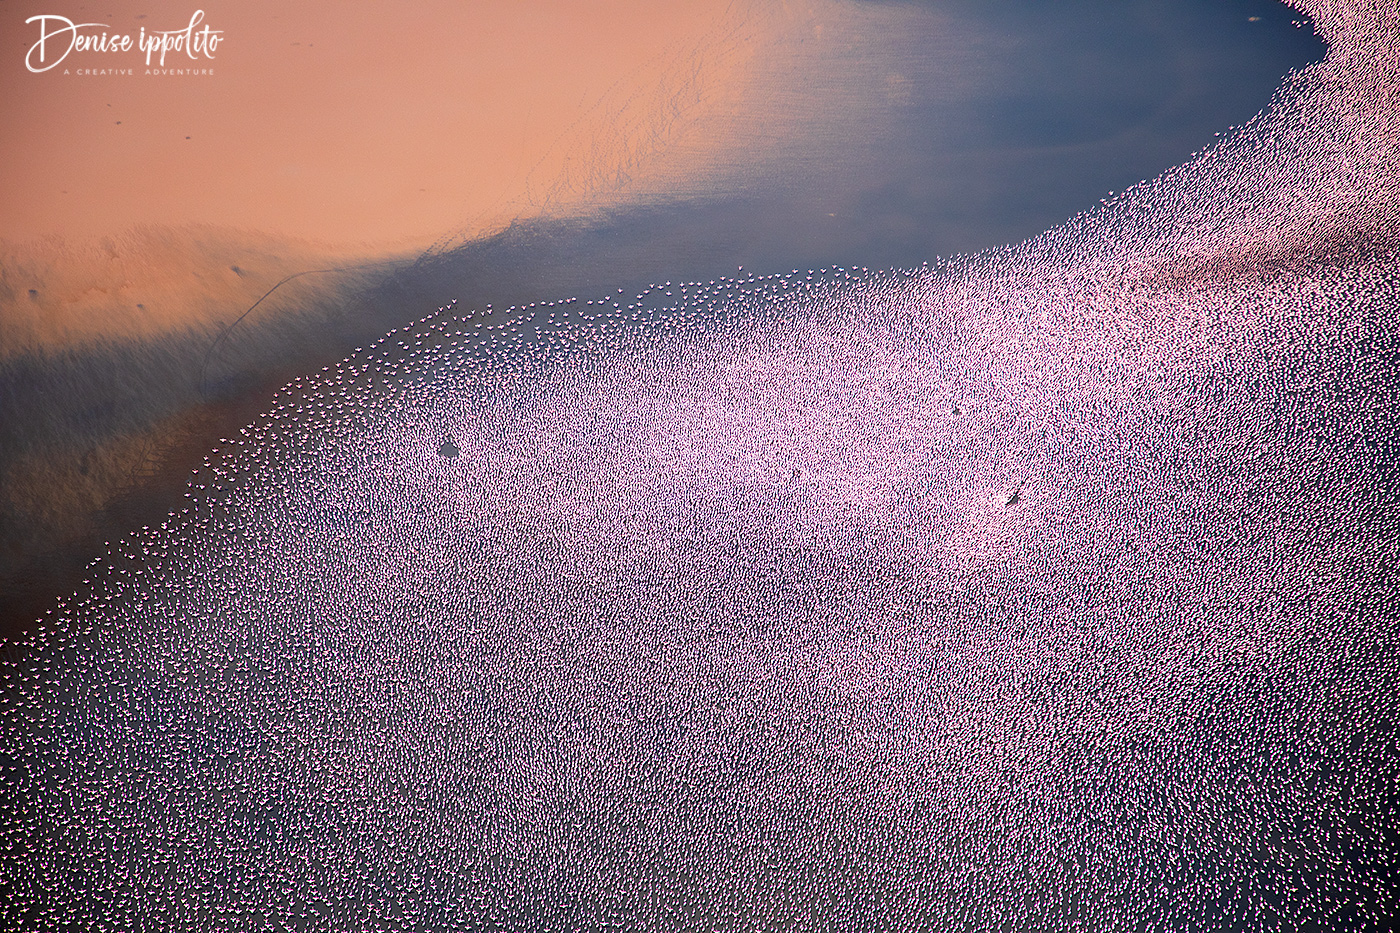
[26,10,223,73]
